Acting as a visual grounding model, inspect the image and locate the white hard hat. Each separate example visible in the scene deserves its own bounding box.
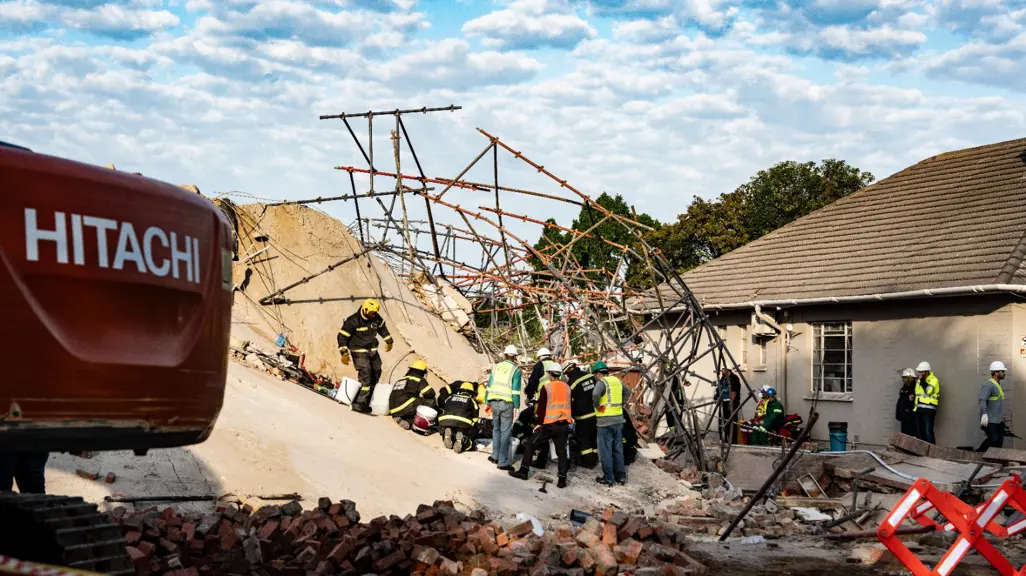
[760,385,769,393]
[562,359,577,372]
[504,344,518,356]
[543,360,562,375]
[916,361,931,372]
[901,368,916,378]
[990,361,1008,372]
[537,348,552,358]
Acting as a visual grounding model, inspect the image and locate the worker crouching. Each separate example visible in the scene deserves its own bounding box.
[388,359,436,430]
[439,381,480,453]
[509,362,573,489]
[751,388,784,445]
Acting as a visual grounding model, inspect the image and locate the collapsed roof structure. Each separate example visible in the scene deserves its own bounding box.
[213,104,753,471]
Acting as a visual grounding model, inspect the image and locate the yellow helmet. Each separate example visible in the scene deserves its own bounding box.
[361,298,380,317]
[459,381,476,392]
[411,359,427,371]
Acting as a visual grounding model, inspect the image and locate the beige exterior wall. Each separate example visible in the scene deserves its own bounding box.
[649,295,1024,449]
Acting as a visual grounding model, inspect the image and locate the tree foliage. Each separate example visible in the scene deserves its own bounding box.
[647,159,874,272]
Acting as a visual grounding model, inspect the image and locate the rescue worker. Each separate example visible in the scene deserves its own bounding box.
[914,361,940,444]
[439,381,480,453]
[0,452,49,494]
[717,367,741,444]
[524,347,553,402]
[592,362,630,486]
[895,368,917,437]
[509,362,572,488]
[978,361,1008,452]
[752,388,784,445]
[388,359,435,430]
[566,359,599,468]
[485,345,522,471]
[337,298,394,414]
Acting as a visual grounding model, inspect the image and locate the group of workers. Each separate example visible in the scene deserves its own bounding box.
[338,299,633,490]
[715,367,785,445]
[895,360,1009,451]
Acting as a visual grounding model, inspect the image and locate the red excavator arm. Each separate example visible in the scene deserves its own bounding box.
[0,142,233,453]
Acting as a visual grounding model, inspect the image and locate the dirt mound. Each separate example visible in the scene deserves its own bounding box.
[225,201,489,388]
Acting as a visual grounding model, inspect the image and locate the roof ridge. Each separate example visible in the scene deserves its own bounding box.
[998,225,1026,283]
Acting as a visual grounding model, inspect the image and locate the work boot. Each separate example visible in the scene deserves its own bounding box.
[453,431,467,454]
[595,476,613,486]
[488,456,498,464]
[508,468,529,481]
[396,418,412,431]
[442,428,454,450]
[557,476,567,489]
[351,403,372,414]
[497,465,514,471]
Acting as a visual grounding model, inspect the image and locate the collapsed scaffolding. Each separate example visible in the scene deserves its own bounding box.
[261,105,761,472]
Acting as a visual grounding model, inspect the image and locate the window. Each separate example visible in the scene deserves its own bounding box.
[813,322,852,393]
[715,325,727,341]
[756,339,768,370]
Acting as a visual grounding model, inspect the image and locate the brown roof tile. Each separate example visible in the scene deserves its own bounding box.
[638,137,1026,310]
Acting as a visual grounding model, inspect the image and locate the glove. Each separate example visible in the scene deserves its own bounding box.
[981,414,989,427]
[485,404,492,415]
[385,341,394,352]
[597,405,606,413]
[340,348,351,365]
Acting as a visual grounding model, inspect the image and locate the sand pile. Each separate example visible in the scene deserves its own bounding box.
[224,201,489,388]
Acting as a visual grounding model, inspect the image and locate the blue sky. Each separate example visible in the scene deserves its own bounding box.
[2,0,1026,236]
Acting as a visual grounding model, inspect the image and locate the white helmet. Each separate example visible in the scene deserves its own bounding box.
[504,344,518,356]
[562,359,577,373]
[543,360,562,375]
[537,347,552,359]
[901,368,916,378]
[990,361,1008,372]
[916,361,932,372]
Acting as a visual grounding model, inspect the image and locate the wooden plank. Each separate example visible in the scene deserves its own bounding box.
[982,447,1026,464]
[888,432,932,457]
[778,496,844,509]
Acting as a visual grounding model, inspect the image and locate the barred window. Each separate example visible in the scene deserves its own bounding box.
[813,322,852,393]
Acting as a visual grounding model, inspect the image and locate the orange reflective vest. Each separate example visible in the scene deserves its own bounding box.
[542,380,573,425]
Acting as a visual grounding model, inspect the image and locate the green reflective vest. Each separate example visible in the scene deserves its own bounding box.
[600,376,624,417]
[487,360,517,402]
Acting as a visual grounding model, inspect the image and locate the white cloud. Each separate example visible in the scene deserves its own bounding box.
[463,0,596,50]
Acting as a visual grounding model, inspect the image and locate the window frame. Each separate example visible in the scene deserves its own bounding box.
[810,321,853,398]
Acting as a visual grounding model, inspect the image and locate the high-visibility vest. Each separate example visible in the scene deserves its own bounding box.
[755,398,768,418]
[988,378,1005,401]
[487,360,517,402]
[915,373,940,410]
[535,371,551,400]
[599,376,624,417]
[542,380,572,425]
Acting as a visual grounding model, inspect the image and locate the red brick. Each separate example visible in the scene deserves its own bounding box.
[561,550,578,567]
[488,557,517,575]
[105,472,117,484]
[188,539,205,553]
[137,541,156,555]
[578,550,595,572]
[125,531,142,545]
[591,545,618,576]
[296,546,318,562]
[506,520,533,538]
[615,539,643,565]
[158,538,179,555]
[167,527,183,543]
[637,522,653,541]
[602,523,618,546]
[327,540,354,565]
[618,517,641,542]
[496,532,509,547]
[220,530,239,551]
[182,523,196,542]
[75,469,99,480]
[328,503,343,516]
[372,549,406,572]
[438,557,462,576]
[602,508,616,522]
[257,520,280,540]
[411,545,440,566]
[576,530,600,548]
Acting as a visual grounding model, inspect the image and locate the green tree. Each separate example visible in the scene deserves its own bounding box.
[648,158,874,273]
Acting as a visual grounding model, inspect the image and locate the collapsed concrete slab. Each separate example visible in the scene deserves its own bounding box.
[223,201,489,388]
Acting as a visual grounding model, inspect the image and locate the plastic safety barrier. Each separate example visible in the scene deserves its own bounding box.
[877,477,1017,576]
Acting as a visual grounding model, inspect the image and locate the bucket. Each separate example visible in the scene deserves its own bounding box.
[337,377,361,405]
[510,437,521,455]
[370,383,394,415]
[828,422,848,452]
[413,406,438,433]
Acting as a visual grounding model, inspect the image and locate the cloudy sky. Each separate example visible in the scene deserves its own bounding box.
[2,0,1025,239]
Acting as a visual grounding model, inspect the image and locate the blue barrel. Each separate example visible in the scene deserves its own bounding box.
[828,422,848,451]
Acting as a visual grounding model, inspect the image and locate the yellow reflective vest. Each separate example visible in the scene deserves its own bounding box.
[914,373,940,411]
[599,376,624,417]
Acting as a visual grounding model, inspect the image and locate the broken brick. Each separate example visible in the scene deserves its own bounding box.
[105,472,117,484]
[506,520,534,539]
[75,469,99,481]
[257,520,280,540]
[602,523,618,546]
[372,549,406,572]
[282,500,303,517]
[412,545,440,566]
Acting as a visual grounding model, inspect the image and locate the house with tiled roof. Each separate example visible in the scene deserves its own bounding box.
[634,138,1026,448]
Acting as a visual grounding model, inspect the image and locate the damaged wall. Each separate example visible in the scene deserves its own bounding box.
[226,202,490,389]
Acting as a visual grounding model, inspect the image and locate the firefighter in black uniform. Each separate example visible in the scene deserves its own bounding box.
[565,360,599,468]
[338,298,394,414]
[439,381,480,453]
[389,359,435,430]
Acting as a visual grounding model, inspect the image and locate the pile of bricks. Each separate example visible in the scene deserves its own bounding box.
[111,497,707,576]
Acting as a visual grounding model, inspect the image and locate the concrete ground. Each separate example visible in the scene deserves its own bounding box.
[46,360,683,522]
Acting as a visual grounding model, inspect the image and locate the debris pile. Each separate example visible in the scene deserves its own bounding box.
[112,497,711,575]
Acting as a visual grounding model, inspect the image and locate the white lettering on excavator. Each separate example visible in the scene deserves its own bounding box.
[24,208,200,284]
